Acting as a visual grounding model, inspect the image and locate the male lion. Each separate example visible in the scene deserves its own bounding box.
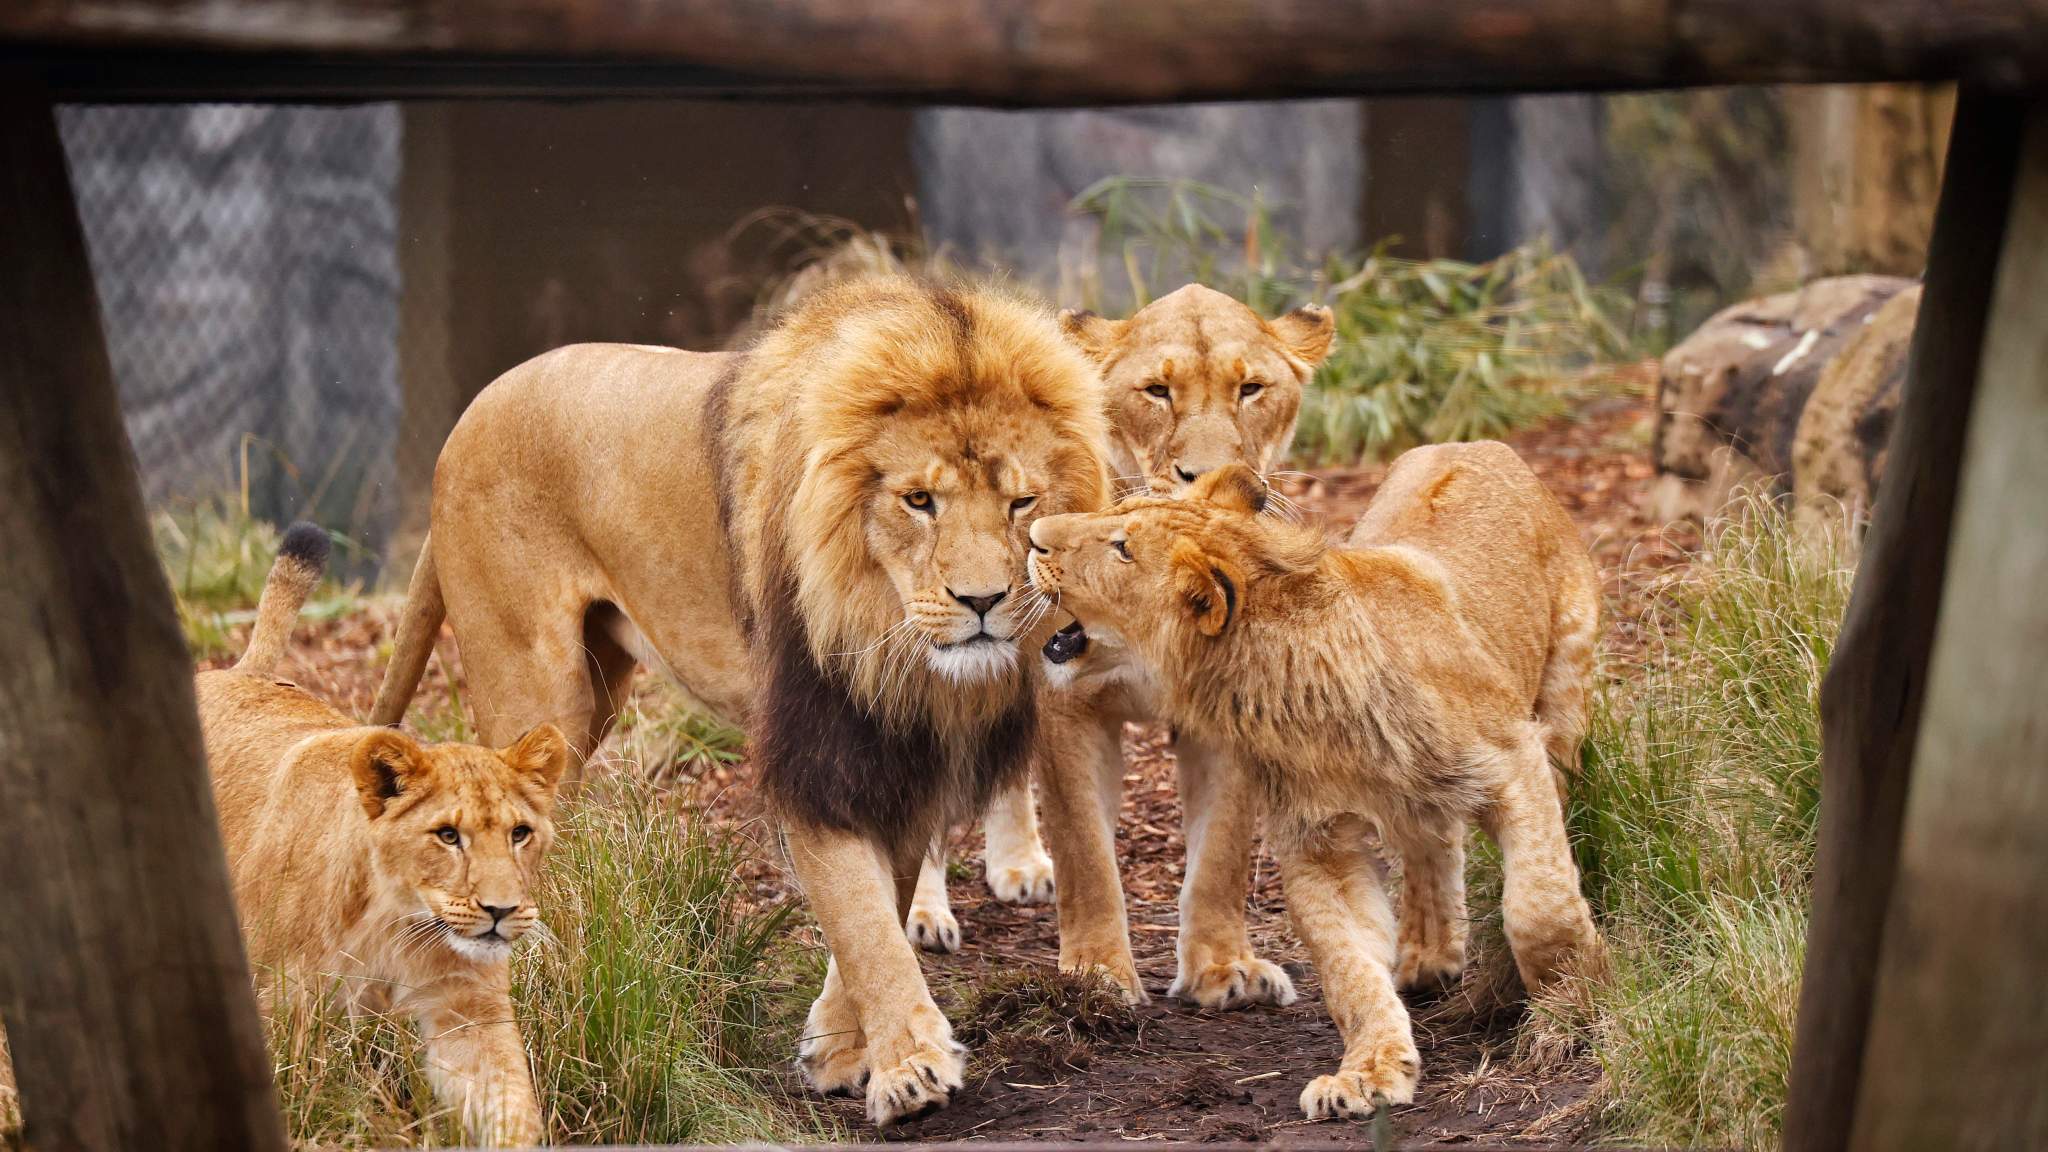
[201,523,569,1146]
[907,284,1337,1014]
[370,277,1108,1126]
[1025,449,1604,1117]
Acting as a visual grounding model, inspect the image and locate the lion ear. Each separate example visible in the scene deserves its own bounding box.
[1058,308,1125,363]
[1169,538,1241,638]
[350,729,424,820]
[502,723,571,803]
[1186,462,1269,517]
[1268,304,1335,368]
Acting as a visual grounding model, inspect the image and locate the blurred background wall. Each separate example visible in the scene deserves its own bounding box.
[56,87,1949,580]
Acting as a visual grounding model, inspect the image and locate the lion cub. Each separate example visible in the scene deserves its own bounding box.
[197,524,569,1147]
[1025,445,1604,1119]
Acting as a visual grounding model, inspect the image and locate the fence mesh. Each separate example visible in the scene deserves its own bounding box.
[57,104,403,564]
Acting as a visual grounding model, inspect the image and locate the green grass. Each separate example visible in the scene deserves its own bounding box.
[152,497,358,660]
[266,773,830,1147]
[1070,176,1634,464]
[1540,497,1855,1149]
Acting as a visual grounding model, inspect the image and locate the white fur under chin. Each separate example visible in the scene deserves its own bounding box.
[445,932,514,963]
[926,639,1018,684]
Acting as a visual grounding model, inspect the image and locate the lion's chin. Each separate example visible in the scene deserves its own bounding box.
[444,930,516,963]
[925,637,1018,684]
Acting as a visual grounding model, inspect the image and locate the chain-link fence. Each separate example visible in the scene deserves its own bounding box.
[57,104,403,568]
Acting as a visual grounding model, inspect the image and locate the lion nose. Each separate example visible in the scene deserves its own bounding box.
[1173,462,1205,485]
[1029,521,1051,553]
[951,587,1009,619]
[480,903,517,925]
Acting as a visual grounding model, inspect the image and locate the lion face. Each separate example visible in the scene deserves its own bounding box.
[1061,285,1333,497]
[770,280,1111,697]
[861,409,1071,683]
[1028,464,1286,664]
[348,724,569,962]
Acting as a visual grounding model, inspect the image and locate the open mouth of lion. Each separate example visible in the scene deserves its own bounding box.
[1042,620,1089,665]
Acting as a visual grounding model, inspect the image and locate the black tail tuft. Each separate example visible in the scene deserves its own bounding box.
[278,521,331,574]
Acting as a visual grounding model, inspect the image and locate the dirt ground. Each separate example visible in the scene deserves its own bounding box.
[225,373,1691,1146]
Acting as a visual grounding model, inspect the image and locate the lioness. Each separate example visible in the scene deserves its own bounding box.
[907,285,1336,1013]
[1025,448,1604,1117]
[370,277,1109,1126]
[201,523,568,1146]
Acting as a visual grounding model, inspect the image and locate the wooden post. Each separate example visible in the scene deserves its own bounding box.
[1846,95,2048,1150]
[0,74,288,1152]
[1782,89,2028,1152]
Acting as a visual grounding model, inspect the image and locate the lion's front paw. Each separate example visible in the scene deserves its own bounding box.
[987,852,1056,904]
[864,1038,965,1127]
[1298,1052,1420,1122]
[1394,945,1465,997]
[905,903,961,954]
[796,997,867,1097]
[1170,955,1298,1010]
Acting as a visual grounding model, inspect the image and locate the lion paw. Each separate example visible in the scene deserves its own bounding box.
[1299,1058,1419,1122]
[1394,946,1465,996]
[796,1024,868,1097]
[864,1038,965,1127]
[1170,955,1297,1010]
[1063,954,1149,1005]
[905,903,961,954]
[987,853,1056,905]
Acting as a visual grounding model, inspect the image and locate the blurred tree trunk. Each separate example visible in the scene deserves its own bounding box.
[1790,84,1955,276]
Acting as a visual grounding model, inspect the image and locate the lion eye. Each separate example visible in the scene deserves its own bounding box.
[511,825,532,845]
[1112,538,1133,562]
[1240,381,1264,399]
[1144,383,1171,400]
[434,826,460,846]
[1010,495,1038,516]
[903,490,934,514]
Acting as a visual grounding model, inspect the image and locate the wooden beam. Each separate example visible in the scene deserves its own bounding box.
[1846,95,2048,1150]
[0,73,288,1152]
[1781,89,2028,1152]
[3,0,2047,102]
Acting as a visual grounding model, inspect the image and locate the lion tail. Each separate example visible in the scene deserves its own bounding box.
[369,532,444,727]
[235,521,330,677]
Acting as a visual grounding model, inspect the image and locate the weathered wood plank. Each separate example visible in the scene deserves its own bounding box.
[3,0,2047,102]
[1847,96,2048,1151]
[1781,89,2028,1152]
[0,72,287,1152]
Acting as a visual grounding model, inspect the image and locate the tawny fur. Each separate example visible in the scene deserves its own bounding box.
[201,524,569,1147]
[367,276,1110,1127]
[1027,445,1604,1118]
[912,285,1335,1015]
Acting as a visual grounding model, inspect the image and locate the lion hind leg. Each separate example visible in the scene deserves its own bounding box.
[1537,574,1600,788]
[1478,732,1605,993]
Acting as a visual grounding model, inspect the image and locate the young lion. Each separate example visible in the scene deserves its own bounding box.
[199,524,569,1146]
[1025,446,1604,1118]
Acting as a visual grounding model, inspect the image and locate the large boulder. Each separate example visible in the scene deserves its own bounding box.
[1650,274,1918,526]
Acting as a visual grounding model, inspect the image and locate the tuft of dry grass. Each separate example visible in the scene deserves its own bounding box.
[952,966,1139,1080]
